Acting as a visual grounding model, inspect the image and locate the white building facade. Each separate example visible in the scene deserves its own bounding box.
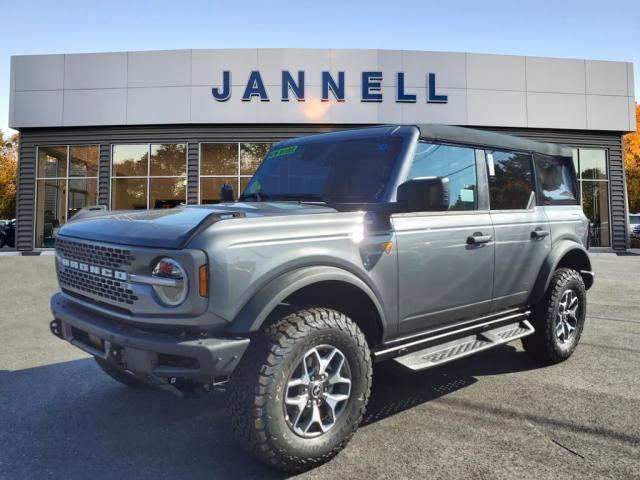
[8,48,636,250]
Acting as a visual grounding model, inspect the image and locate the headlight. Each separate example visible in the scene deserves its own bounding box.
[151,257,188,306]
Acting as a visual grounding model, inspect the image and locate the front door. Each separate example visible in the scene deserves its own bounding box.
[393,142,494,335]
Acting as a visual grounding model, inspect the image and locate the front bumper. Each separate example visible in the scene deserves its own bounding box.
[50,292,249,384]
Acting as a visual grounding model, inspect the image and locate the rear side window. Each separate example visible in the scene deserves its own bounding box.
[487,150,534,210]
[533,153,579,204]
[409,142,477,210]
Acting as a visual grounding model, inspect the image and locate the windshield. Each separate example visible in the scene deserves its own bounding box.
[631,216,640,225]
[240,135,404,204]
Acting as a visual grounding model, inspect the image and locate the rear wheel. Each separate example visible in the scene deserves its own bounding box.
[522,267,587,363]
[227,307,372,473]
[94,357,151,388]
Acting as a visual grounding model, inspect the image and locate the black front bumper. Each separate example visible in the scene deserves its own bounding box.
[50,292,250,384]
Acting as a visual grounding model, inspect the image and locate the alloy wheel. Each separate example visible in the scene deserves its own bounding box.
[556,289,579,344]
[284,345,352,438]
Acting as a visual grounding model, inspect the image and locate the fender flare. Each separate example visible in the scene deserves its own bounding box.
[226,265,387,335]
[529,240,593,305]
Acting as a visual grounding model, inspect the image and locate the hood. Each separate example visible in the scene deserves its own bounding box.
[57,203,335,249]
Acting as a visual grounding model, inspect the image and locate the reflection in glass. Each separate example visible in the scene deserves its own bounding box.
[112,144,148,177]
[571,149,579,177]
[581,181,610,247]
[240,177,251,196]
[201,177,238,204]
[38,146,67,178]
[150,144,187,176]
[149,178,186,209]
[533,153,579,203]
[69,146,99,177]
[488,151,534,210]
[201,144,238,175]
[36,179,66,248]
[111,178,147,210]
[579,149,607,180]
[67,179,97,219]
[240,143,271,175]
[409,143,477,210]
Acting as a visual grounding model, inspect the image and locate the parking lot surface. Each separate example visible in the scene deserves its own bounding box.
[0,254,639,479]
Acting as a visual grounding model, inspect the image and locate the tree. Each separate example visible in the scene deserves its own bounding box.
[0,131,18,219]
[624,104,640,214]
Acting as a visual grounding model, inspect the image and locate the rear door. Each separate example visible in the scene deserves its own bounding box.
[486,149,551,310]
[393,142,494,335]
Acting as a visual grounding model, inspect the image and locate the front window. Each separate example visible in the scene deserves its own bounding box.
[242,136,404,203]
[408,142,478,211]
[111,143,187,210]
[35,145,98,248]
[200,143,272,203]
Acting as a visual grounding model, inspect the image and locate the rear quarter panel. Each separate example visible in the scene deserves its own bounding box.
[543,205,589,248]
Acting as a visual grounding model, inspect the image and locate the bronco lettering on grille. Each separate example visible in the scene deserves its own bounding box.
[60,257,127,281]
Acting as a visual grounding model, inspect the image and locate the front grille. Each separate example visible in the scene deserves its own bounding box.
[55,238,139,306]
[58,267,139,305]
[55,238,135,270]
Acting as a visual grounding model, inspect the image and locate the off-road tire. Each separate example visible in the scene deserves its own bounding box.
[522,267,586,364]
[94,357,151,388]
[227,307,372,473]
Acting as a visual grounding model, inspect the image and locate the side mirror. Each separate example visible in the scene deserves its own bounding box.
[397,177,450,212]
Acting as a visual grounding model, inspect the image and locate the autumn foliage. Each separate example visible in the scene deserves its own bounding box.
[624,104,640,214]
[0,131,18,219]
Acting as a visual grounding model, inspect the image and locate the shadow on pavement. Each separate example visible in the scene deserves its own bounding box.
[0,344,541,479]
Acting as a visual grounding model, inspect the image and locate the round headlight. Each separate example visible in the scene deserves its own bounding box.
[151,257,188,306]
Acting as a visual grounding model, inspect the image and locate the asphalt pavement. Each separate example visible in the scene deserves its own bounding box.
[0,253,638,479]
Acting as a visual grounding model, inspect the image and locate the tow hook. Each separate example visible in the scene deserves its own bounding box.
[50,319,64,339]
[108,345,125,368]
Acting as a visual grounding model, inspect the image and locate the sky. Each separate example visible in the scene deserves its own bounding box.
[1,0,638,135]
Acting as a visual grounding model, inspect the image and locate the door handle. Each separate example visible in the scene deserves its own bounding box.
[467,233,492,245]
[531,229,550,240]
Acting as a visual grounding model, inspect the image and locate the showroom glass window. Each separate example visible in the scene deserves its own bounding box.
[486,150,535,210]
[200,143,272,203]
[111,144,187,210]
[35,146,98,248]
[409,142,478,210]
[572,149,610,247]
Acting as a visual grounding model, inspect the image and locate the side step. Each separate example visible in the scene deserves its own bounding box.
[393,320,534,371]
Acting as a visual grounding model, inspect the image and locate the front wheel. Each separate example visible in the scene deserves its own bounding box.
[522,267,587,364]
[227,307,372,473]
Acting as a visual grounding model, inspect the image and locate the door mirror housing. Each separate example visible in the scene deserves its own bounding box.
[397,177,450,212]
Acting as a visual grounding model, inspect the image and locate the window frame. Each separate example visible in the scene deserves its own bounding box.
[573,148,612,247]
[109,142,188,210]
[34,144,99,249]
[198,142,273,204]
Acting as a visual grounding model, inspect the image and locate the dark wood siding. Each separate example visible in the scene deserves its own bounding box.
[15,124,628,251]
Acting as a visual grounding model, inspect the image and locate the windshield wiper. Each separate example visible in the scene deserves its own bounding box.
[269,193,331,205]
[239,192,269,202]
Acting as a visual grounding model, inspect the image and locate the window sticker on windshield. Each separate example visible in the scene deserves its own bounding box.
[267,145,298,159]
[460,189,475,203]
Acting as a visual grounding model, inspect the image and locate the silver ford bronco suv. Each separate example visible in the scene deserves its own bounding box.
[50,124,593,472]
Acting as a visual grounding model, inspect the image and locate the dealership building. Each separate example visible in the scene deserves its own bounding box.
[7,48,636,252]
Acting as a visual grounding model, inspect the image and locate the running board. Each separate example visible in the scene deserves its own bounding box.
[392,319,534,371]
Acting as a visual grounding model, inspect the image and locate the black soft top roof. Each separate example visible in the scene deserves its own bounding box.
[418,124,572,158]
